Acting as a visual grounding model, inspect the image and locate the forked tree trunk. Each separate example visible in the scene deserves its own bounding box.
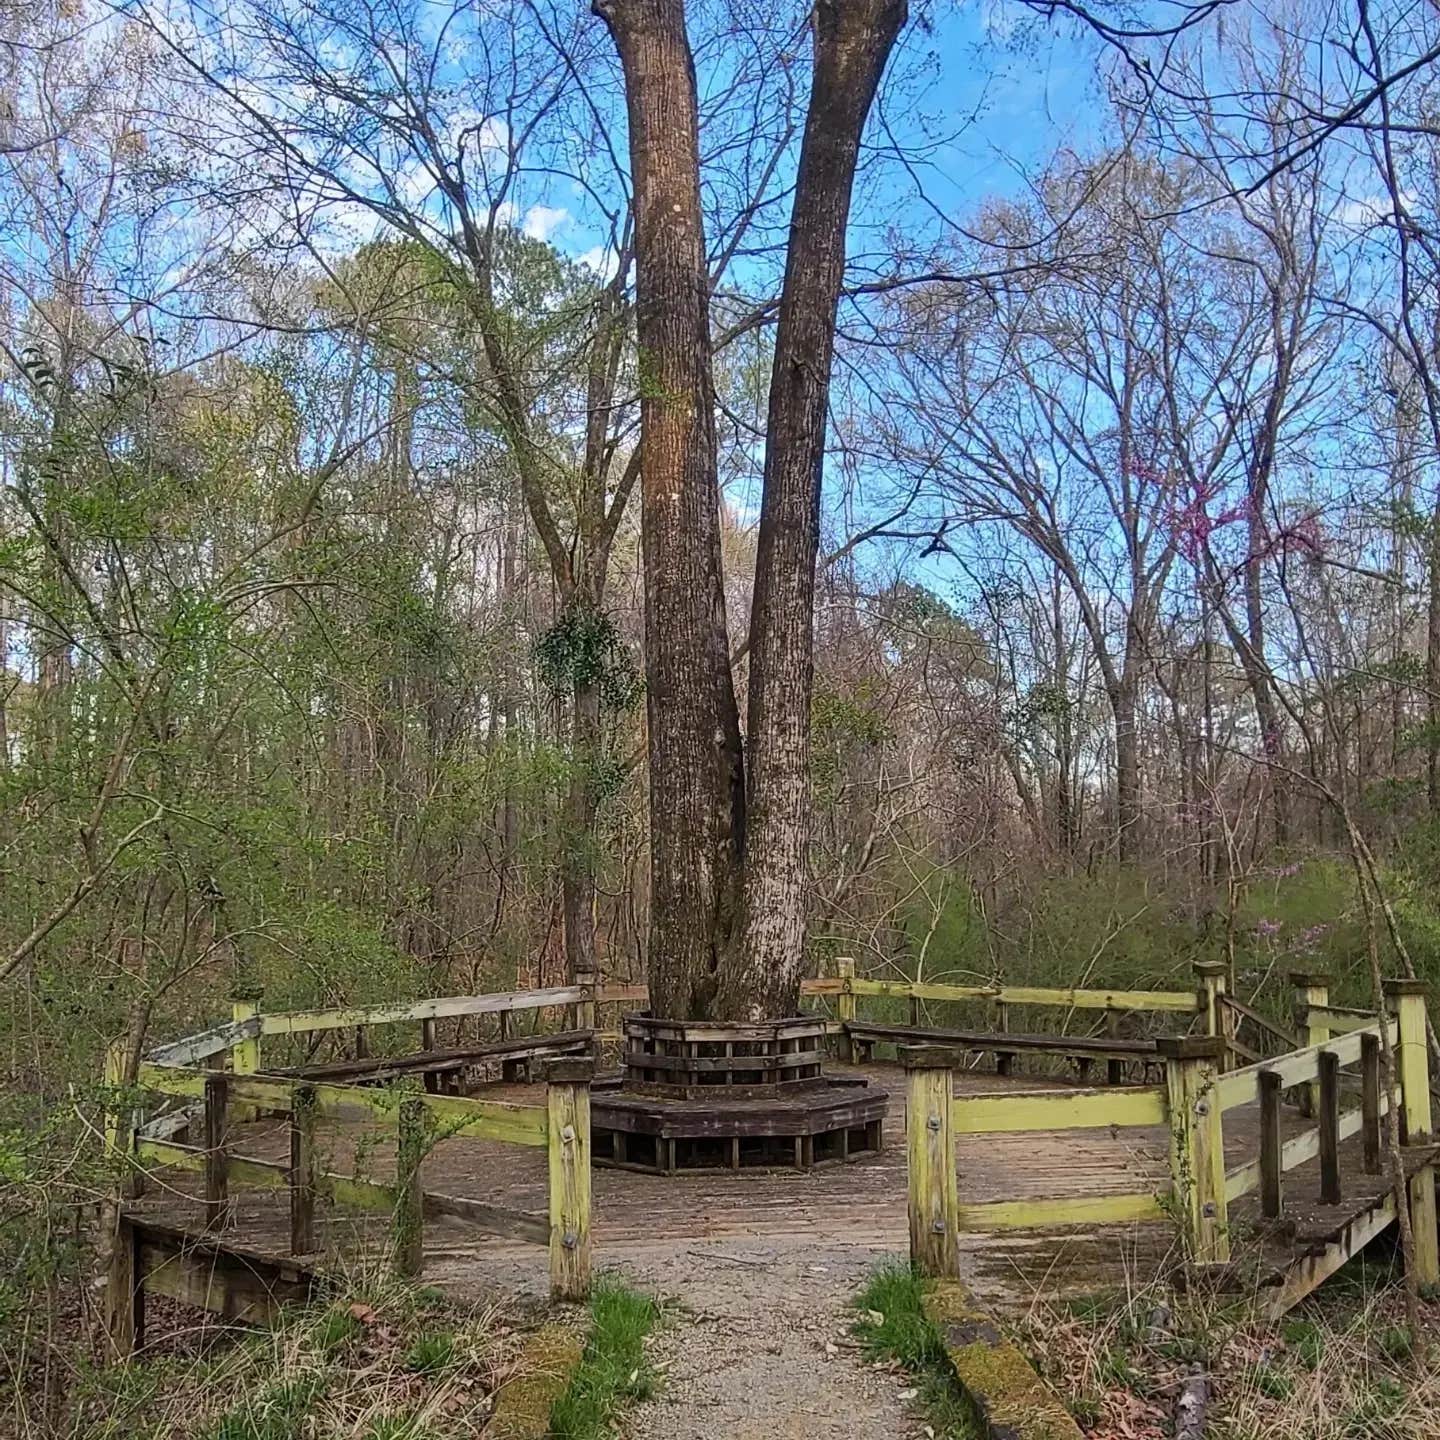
[599,0,906,1019]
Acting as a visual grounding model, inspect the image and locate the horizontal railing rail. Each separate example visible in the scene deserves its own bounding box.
[1216,1020,1398,1112]
[836,975,1199,1013]
[950,1084,1167,1135]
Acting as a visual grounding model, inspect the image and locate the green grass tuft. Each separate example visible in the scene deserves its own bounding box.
[851,1262,982,1440]
[402,1331,457,1375]
[210,1376,328,1440]
[550,1278,659,1440]
[312,1304,363,1356]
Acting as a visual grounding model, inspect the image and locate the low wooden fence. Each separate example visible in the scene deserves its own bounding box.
[898,978,1440,1313]
[106,983,609,1356]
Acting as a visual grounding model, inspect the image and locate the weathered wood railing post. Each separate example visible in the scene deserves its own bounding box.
[1361,1031,1382,1176]
[1194,962,1229,1070]
[1318,1050,1341,1205]
[1291,970,1329,1118]
[203,1072,233,1231]
[837,957,856,1063]
[545,1058,593,1302]
[1384,979,1440,1287]
[103,1039,141,1198]
[900,1046,961,1279]
[575,967,597,1036]
[104,1213,142,1361]
[1259,1068,1283,1219]
[420,1017,437,1052]
[231,988,262,1122]
[1105,1008,1123,1085]
[290,1083,317,1255]
[394,1094,428,1277]
[1158,1037,1229,1265]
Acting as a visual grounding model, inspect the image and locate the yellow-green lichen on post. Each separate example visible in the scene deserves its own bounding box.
[574,968,596,1034]
[393,1094,429,1277]
[230,990,262,1122]
[545,1058,593,1302]
[837,957,856,1061]
[1159,1035,1229,1265]
[902,1045,961,1279]
[1194,961,1229,1070]
[1385,978,1439,1287]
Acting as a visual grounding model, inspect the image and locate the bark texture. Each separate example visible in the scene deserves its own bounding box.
[725,0,908,1019]
[595,0,744,1018]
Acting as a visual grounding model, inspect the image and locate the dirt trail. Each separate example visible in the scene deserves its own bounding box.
[614,1236,923,1440]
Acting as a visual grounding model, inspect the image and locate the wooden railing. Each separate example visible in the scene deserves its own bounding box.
[819,957,1200,1021]
[902,1047,1169,1276]
[899,979,1440,1301]
[107,983,600,1354]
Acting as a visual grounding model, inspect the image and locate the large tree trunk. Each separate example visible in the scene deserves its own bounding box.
[599,0,906,1020]
[1113,668,1141,864]
[725,0,907,1020]
[595,0,744,1020]
[1428,509,1440,821]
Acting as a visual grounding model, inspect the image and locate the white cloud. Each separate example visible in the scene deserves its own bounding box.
[522,204,569,242]
[576,245,619,279]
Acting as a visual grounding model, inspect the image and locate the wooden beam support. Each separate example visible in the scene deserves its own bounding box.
[1195,962,1228,1070]
[545,1059,593,1303]
[104,1212,142,1360]
[1105,1009,1123,1085]
[1361,1031,1382,1176]
[289,1084,317,1255]
[1159,1036,1229,1265]
[574,969,596,1034]
[1318,1050,1341,1206]
[901,1046,960,1279]
[203,1074,232,1231]
[1291,970,1330,1118]
[230,992,262,1123]
[394,1096,427,1277]
[837,957,856,1063]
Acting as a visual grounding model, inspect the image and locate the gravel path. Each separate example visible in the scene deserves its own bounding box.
[614,1236,924,1440]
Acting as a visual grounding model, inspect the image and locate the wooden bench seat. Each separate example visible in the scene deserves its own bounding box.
[842,1021,1160,1084]
[276,1030,592,1092]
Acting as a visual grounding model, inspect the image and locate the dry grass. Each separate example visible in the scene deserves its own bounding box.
[1010,1245,1440,1439]
[17,1272,530,1440]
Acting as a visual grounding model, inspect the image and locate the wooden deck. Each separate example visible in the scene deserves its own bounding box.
[125,1060,1405,1314]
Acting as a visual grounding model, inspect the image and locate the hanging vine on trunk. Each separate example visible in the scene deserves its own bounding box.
[534,602,642,712]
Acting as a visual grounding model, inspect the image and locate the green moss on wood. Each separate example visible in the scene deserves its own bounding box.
[924,1282,1084,1440]
[489,1323,586,1440]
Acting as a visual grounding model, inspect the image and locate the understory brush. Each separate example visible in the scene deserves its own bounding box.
[27,1277,525,1440]
[1016,1246,1440,1439]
